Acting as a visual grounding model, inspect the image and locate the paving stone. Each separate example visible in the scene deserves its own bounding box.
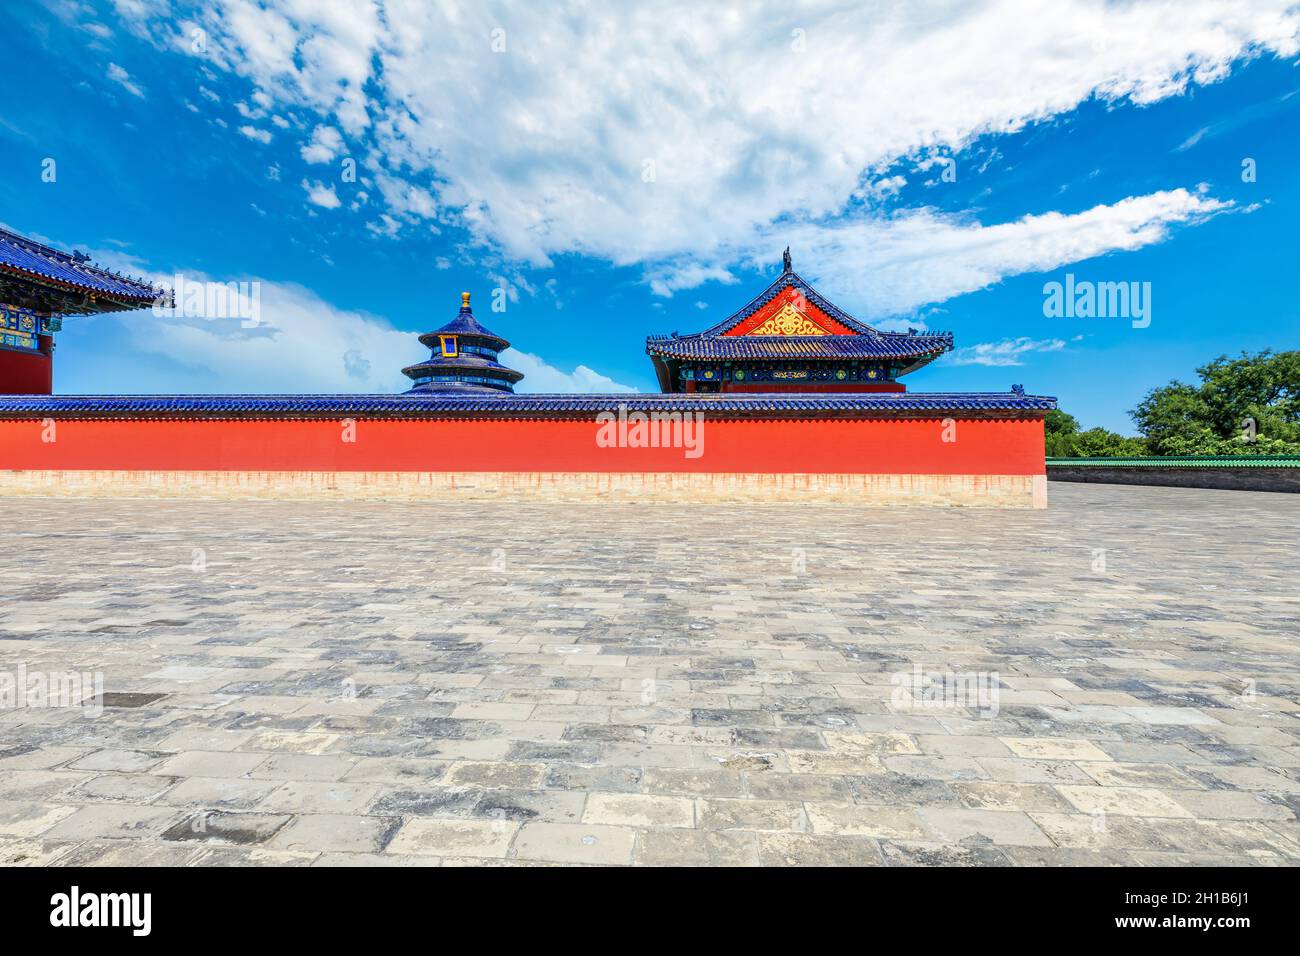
[697,798,809,833]
[0,746,87,770]
[1077,761,1207,790]
[0,802,78,838]
[387,819,518,858]
[1000,737,1113,761]
[67,749,170,773]
[976,757,1095,785]
[160,810,293,845]
[154,776,281,810]
[341,757,450,785]
[0,771,87,802]
[368,787,481,817]
[584,793,695,828]
[54,841,197,866]
[2,485,1296,865]
[951,782,1074,813]
[270,814,401,853]
[1056,785,1195,818]
[443,761,547,790]
[845,773,961,807]
[313,852,443,866]
[187,846,318,866]
[153,750,268,779]
[754,833,883,866]
[747,772,851,802]
[1162,789,1294,821]
[634,829,759,866]
[641,768,747,797]
[511,822,636,865]
[879,840,1011,866]
[250,754,358,781]
[472,789,586,823]
[42,805,183,841]
[0,838,75,866]
[70,774,178,803]
[915,807,1054,846]
[257,780,381,814]
[804,803,929,839]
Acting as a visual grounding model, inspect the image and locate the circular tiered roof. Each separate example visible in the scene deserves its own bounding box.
[402,292,524,395]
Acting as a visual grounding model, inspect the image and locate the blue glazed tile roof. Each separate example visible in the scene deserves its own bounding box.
[417,295,510,352]
[0,227,164,305]
[645,269,954,387]
[401,353,524,377]
[645,332,953,360]
[0,391,1056,419]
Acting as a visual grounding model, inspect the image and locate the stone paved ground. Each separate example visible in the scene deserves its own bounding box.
[0,483,1297,867]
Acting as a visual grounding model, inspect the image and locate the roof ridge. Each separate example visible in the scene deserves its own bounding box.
[697,270,880,337]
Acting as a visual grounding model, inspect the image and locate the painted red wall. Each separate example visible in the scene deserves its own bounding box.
[0,340,53,394]
[0,416,1045,475]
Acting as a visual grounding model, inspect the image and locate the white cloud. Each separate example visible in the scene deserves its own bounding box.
[302,179,341,209]
[109,1,1299,303]
[707,188,1233,318]
[105,62,144,98]
[238,124,272,144]
[301,124,344,163]
[107,272,636,394]
[947,337,1068,366]
[504,350,638,394]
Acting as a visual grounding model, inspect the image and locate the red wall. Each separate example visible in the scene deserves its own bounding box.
[0,416,1045,475]
[0,340,53,394]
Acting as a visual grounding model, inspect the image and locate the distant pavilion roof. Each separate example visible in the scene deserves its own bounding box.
[0,226,168,314]
[646,259,954,388]
[403,291,523,394]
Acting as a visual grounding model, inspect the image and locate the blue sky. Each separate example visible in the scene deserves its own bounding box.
[3,1,1298,432]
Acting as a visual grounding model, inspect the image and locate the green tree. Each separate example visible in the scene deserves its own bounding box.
[1132,350,1300,455]
[1044,408,1147,457]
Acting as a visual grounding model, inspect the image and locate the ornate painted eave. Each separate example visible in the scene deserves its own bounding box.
[645,332,954,361]
[0,227,168,314]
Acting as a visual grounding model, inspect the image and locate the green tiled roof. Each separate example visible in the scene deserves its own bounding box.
[1047,456,1300,469]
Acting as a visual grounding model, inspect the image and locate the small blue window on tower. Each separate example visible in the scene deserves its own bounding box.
[439,334,458,357]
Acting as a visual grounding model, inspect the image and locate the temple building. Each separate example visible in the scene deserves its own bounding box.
[402,292,523,394]
[0,230,1056,508]
[646,249,953,393]
[0,227,165,394]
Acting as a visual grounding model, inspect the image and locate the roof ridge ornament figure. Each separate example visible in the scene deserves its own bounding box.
[782,247,792,274]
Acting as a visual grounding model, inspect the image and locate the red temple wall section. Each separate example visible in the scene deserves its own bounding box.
[0,342,53,395]
[0,416,1044,475]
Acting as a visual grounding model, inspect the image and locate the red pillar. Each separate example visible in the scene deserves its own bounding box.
[0,338,53,394]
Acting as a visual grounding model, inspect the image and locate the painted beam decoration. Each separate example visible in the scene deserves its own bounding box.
[0,304,42,353]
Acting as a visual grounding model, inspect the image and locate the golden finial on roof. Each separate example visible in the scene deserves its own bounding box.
[461,291,471,309]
